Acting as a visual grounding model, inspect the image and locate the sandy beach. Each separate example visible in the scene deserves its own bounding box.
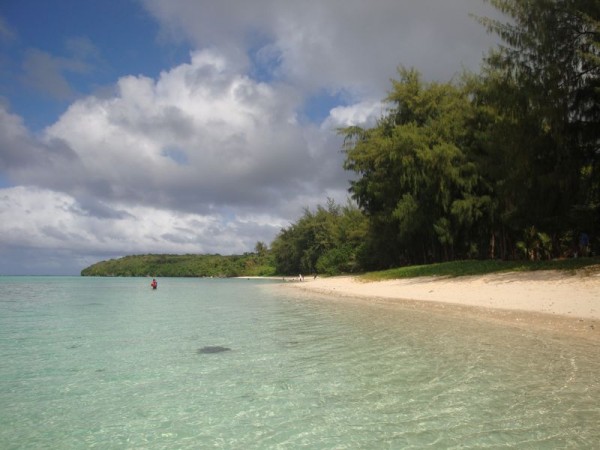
[276,269,600,339]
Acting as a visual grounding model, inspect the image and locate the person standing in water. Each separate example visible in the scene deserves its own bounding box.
[151,278,158,289]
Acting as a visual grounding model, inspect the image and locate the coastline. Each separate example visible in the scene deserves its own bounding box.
[273,270,600,340]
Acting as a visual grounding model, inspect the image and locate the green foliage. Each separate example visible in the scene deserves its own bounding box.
[270,199,368,275]
[341,68,492,266]
[80,252,276,277]
[338,1,599,268]
[516,226,553,261]
[361,257,600,281]
[475,0,600,253]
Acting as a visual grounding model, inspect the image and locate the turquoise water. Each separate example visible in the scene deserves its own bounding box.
[0,277,598,449]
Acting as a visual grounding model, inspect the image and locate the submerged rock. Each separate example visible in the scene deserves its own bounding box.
[197,346,231,354]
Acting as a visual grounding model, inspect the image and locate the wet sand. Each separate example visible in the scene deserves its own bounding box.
[275,270,600,341]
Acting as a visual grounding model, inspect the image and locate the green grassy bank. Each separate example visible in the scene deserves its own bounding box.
[360,257,600,282]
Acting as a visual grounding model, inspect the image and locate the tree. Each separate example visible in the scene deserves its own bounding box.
[477,0,600,255]
[254,241,268,257]
[341,68,491,267]
[270,199,368,275]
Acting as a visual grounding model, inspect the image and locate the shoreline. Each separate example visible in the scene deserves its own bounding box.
[274,270,600,340]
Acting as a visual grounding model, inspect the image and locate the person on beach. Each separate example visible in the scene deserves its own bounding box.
[151,278,158,289]
[579,233,590,257]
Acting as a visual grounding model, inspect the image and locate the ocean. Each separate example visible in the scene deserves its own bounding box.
[1,276,598,449]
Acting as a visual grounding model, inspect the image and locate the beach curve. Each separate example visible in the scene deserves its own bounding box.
[275,269,600,339]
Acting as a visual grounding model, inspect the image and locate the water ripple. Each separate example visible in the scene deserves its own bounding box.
[0,277,598,448]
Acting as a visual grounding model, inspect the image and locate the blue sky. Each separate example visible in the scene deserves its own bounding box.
[1,0,189,130]
[0,0,500,275]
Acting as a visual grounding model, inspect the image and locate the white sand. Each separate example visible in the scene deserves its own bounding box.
[277,269,600,338]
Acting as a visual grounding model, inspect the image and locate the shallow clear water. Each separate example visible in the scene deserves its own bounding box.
[0,277,598,449]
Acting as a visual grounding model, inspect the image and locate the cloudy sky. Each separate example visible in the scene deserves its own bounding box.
[0,0,501,275]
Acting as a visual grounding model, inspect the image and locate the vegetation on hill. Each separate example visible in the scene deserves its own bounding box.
[81,250,275,277]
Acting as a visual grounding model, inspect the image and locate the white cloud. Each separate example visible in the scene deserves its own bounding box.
[141,0,500,95]
[0,186,285,271]
[324,100,386,129]
[40,49,328,213]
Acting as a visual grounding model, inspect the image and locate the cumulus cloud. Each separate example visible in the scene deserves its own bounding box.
[0,105,82,187]
[141,0,499,95]
[36,49,346,214]
[324,100,386,129]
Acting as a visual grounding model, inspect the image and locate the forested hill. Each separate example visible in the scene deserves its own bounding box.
[80,253,276,277]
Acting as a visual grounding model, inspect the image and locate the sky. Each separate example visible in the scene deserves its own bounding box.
[0,0,501,275]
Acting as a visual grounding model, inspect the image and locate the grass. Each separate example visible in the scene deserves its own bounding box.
[359,257,600,281]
